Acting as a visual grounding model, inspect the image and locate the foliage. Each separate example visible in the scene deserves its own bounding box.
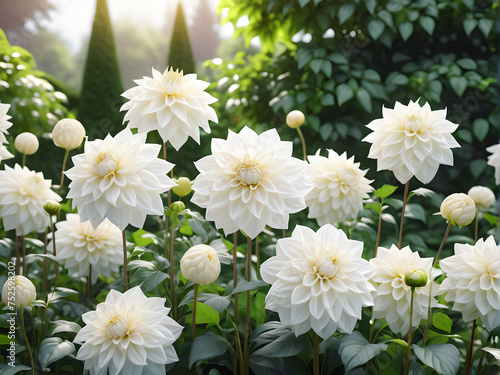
[168,2,196,75]
[210,0,499,194]
[78,0,124,140]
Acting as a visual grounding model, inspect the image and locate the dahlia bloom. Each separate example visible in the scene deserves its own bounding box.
[486,143,500,185]
[50,214,122,282]
[65,129,176,231]
[440,193,476,227]
[14,132,39,155]
[191,126,312,239]
[2,275,36,308]
[305,149,373,226]
[0,144,13,162]
[0,102,12,144]
[181,244,221,285]
[363,100,459,184]
[121,67,218,151]
[468,186,495,211]
[439,236,500,331]
[370,245,439,334]
[260,224,375,339]
[74,287,183,375]
[0,164,61,235]
[53,118,86,150]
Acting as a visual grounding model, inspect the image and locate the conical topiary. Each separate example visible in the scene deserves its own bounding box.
[167,2,195,74]
[79,0,123,139]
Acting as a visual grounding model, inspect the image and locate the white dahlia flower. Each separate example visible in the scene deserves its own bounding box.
[181,244,221,285]
[74,286,183,375]
[0,144,13,162]
[468,186,495,211]
[440,193,476,227]
[305,149,373,226]
[0,164,61,235]
[2,275,36,308]
[370,245,439,334]
[191,126,313,239]
[439,236,500,331]
[50,214,122,282]
[486,143,500,185]
[260,224,375,339]
[65,129,176,231]
[363,100,459,184]
[121,67,218,151]
[53,118,86,150]
[0,102,12,144]
[14,132,39,155]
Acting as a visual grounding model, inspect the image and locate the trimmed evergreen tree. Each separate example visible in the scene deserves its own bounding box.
[167,2,195,74]
[78,0,123,139]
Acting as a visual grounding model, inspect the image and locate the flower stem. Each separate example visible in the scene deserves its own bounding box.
[21,153,26,168]
[21,236,26,276]
[313,331,320,375]
[244,236,252,375]
[19,308,35,375]
[42,227,48,299]
[398,181,410,249]
[422,221,452,345]
[50,216,59,286]
[465,319,477,375]
[296,127,307,162]
[15,233,20,275]
[474,212,479,243]
[404,287,415,375]
[86,265,92,299]
[232,232,240,375]
[122,230,128,291]
[191,283,199,342]
[375,204,383,257]
[58,149,69,196]
[169,214,177,319]
[255,235,260,279]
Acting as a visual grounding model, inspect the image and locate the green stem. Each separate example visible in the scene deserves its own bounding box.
[21,235,26,276]
[465,319,477,375]
[375,204,383,257]
[398,181,410,250]
[21,153,26,168]
[58,149,69,196]
[19,308,35,375]
[313,331,320,375]
[474,211,479,243]
[296,127,307,162]
[191,283,199,342]
[15,233,20,275]
[244,236,252,375]
[50,216,59,286]
[422,222,452,345]
[233,232,240,375]
[122,230,128,291]
[42,227,48,299]
[255,235,260,279]
[170,214,177,319]
[404,287,415,375]
[86,265,92,299]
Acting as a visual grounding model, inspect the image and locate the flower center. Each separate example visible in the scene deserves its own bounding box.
[314,255,339,279]
[236,161,262,189]
[404,114,423,134]
[107,316,129,339]
[94,152,118,177]
[338,168,357,194]
[162,67,183,96]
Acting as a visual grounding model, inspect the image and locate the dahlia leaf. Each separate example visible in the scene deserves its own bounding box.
[412,344,460,375]
[0,365,33,375]
[336,84,354,107]
[231,280,268,295]
[432,312,453,333]
[38,337,75,369]
[252,326,308,358]
[185,302,220,326]
[450,76,467,97]
[339,331,387,372]
[374,184,398,199]
[472,118,489,142]
[482,347,500,361]
[478,18,493,37]
[51,320,82,335]
[189,331,228,368]
[338,4,355,25]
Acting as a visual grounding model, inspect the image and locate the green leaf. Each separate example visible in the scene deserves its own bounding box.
[478,18,493,37]
[482,347,500,361]
[456,58,477,70]
[38,337,75,369]
[231,280,268,295]
[463,19,477,36]
[131,229,156,247]
[363,69,381,82]
[378,10,393,27]
[338,4,355,25]
[336,122,348,139]
[189,331,228,368]
[203,295,231,314]
[297,49,312,69]
[0,334,12,345]
[363,0,376,13]
[310,59,323,74]
[320,93,334,106]
[252,324,308,357]
[368,20,385,40]
[389,73,409,85]
[328,52,348,65]
[432,313,452,333]
[473,118,489,142]
[51,320,81,335]
[34,254,60,264]
[339,332,387,372]
[419,16,435,35]
[483,212,499,227]
[412,344,460,375]
[320,123,333,141]
[405,204,427,223]
[356,88,372,112]
[386,339,408,347]
[0,366,33,375]
[457,129,472,143]
[365,202,382,214]
[336,84,354,107]
[321,60,332,76]
[398,22,414,41]
[298,0,311,8]
[462,0,474,10]
[450,76,467,97]
[374,184,398,199]
[186,302,220,326]
[469,159,487,179]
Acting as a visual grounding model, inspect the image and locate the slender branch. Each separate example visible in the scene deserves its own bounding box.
[57,149,69,196]
[465,319,477,375]
[398,181,410,249]
[122,230,128,291]
[404,287,415,375]
[313,331,320,375]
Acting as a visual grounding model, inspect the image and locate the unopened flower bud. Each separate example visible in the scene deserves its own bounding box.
[44,200,61,216]
[170,201,186,213]
[404,269,428,288]
[440,193,476,227]
[53,118,86,150]
[181,244,221,285]
[14,132,39,155]
[2,275,36,308]
[467,186,495,211]
[286,110,305,129]
[172,177,192,197]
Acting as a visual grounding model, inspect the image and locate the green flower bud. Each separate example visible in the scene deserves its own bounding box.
[44,200,61,216]
[170,201,186,213]
[286,110,305,129]
[172,177,192,197]
[404,269,428,288]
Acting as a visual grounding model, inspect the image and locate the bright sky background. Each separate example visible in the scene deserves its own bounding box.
[43,0,233,53]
